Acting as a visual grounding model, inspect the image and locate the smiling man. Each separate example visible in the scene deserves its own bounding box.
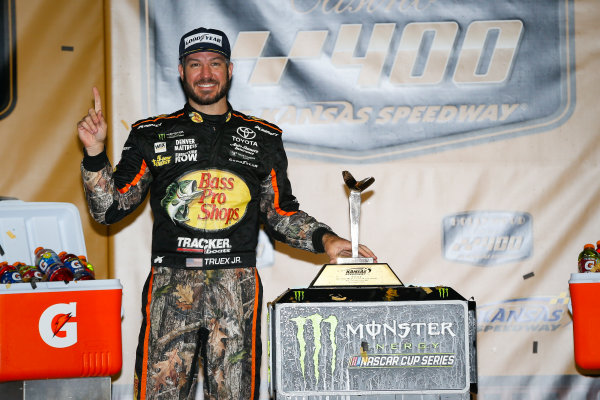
[77,27,376,399]
[179,34,232,111]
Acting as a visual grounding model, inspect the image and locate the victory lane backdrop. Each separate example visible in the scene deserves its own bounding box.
[3,0,600,398]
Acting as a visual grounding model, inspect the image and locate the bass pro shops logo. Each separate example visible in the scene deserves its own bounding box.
[161,169,251,231]
[39,302,77,348]
[290,313,338,385]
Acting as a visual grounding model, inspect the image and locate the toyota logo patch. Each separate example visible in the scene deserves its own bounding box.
[236,127,256,140]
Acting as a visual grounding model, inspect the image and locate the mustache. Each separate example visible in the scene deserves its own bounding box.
[194,79,219,85]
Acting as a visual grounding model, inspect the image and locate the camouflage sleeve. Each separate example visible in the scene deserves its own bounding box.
[259,176,335,253]
[80,149,152,225]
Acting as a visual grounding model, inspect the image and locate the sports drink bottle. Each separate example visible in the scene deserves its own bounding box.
[0,262,23,283]
[13,262,44,282]
[578,244,600,273]
[78,255,96,278]
[34,247,73,281]
[59,252,94,281]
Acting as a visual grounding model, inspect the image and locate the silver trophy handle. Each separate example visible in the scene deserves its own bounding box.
[337,171,375,264]
[349,191,361,258]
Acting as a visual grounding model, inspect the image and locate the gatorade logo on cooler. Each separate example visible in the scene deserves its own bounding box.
[38,302,77,348]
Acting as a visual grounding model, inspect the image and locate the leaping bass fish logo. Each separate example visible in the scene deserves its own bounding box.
[161,169,251,231]
[161,180,204,223]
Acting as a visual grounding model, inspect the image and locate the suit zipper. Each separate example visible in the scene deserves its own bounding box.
[209,124,222,165]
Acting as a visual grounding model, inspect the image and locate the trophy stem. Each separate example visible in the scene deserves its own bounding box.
[349,191,361,258]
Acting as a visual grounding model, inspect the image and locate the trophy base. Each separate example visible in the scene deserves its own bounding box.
[310,262,403,287]
[336,257,375,264]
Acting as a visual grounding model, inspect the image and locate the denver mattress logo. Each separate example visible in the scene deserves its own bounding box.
[39,302,77,348]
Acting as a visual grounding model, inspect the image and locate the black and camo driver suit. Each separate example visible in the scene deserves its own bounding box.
[80,103,335,400]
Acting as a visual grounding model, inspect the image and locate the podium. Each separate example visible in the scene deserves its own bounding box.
[267,277,477,399]
[267,173,477,398]
[0,377,111,400]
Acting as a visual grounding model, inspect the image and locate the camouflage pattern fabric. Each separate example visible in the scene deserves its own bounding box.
[81,159,152,224]
[259,175,332,252]
[134,266,262,400]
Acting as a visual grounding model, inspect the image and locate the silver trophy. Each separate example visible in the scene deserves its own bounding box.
[309,170,402,286]
[337,171,375,264]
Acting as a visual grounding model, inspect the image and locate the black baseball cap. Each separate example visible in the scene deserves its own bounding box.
[179,27,231,60]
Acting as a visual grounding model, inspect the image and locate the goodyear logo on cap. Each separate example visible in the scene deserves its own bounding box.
[185,33,222,48]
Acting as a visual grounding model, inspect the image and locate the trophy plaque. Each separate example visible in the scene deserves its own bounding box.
[310,171,402,287]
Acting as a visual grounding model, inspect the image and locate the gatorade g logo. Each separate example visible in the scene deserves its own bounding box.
[39,302,77,348]
[161,169,251,231]
[290,313,338,384]
[584,260,596,272]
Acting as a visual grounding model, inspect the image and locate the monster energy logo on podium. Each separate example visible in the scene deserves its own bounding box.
[275,302,473,395]
[290,313,338,384]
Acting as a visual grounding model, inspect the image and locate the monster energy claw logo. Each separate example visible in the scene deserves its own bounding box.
[438,287,449,298]
[290,314,338,384]
[294,290,304,301]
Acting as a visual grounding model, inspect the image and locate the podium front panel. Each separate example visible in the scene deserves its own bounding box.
[270,298,473,398]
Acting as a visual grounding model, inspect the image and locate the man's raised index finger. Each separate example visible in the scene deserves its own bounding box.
[92,86,102,112]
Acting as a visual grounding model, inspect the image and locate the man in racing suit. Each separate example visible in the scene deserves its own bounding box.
[77,27,376,400]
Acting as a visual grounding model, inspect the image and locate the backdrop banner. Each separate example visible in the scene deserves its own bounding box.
[146,0,575,163]
[4,0,598,398]
[102,0,600,398]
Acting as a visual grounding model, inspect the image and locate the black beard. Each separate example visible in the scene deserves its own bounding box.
[182,70,232,106]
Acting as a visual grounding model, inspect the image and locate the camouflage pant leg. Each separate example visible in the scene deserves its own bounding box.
[134,266,262,400]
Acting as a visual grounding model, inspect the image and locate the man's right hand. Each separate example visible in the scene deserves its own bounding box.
[77,87,107,156]
[322,232,377,264]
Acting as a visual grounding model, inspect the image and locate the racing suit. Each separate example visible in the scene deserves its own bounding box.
[80,103,335,399]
